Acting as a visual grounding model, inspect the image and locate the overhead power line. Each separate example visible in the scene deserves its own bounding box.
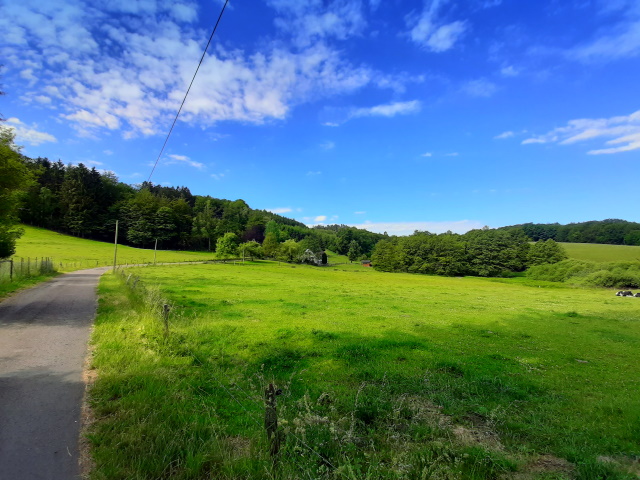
[147,0,229,183]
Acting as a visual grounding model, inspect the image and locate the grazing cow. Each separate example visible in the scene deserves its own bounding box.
[616,291,634,296]
[636,293,640,297]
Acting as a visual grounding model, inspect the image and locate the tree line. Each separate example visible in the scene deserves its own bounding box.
[1,139,386,259]
[499,219,640,246]
[371,228,567,277]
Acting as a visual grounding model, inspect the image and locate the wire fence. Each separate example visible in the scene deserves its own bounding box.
[112,266,337,473]
[0,257,55,283]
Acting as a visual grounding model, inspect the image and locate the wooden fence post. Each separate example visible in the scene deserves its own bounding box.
[265,383,283,460]
[9,259,13,281]
[162,304,170,335]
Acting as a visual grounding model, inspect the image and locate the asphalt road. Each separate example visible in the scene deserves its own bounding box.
[0,267,108,479]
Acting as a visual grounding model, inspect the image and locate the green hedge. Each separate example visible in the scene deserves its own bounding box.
[527,259,640,288]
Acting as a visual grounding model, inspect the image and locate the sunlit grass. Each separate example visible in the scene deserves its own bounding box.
[561,242,640,262]
[88,262,640,479]
[13,225,218,271]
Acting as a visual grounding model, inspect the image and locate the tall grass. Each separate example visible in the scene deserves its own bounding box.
[528,259,640,288]
[87,263,640,479]
[13,225,218,271]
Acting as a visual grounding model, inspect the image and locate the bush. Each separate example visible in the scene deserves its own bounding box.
[527,259,640,288]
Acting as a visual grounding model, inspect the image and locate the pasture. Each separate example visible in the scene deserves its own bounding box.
[560,242,640,263]
[13,225,218,270]
[89,262,640,479]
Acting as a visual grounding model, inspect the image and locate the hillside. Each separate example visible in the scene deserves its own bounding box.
[13,225,217,270]
[561,242,640,262]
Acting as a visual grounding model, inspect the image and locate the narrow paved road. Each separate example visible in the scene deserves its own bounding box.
[0,267,108,479]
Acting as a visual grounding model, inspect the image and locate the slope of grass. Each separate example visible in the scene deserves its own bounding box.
[13,225,217,271]
[88,262,640,479]
[561,242,640,262]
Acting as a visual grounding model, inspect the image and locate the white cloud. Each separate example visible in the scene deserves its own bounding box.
[267,207,293,214]
[522,110,640,154]
[165,153,205,169]
[462,78,497,97]
[319,141,335,150]
[421,152,433,157]
[307,171,322,176]
[354,211,366,214]
[350,220,484,236]
[445,152,459,156]
[494,131,514,139]
[352,100,421,118]
[210,173,225,181]
[0,1,397,138]
[570,20,640,61]
[4,117,58,146]
[270,0,365,48]
[314,215,327,222]
[407,1,468,52]
[103,149,113,155]
[500,65,519,77]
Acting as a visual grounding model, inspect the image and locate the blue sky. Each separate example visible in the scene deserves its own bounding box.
[1,0,639,235]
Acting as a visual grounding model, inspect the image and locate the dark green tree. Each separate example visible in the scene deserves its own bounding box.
[216,232,239,258]
[347,240,362,263]
[262,232,279,258]
[0,125,32,258]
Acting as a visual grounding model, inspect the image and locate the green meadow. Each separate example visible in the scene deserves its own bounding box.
[13,225,218,270]
[89,262,640,479]
[560,242,640,263]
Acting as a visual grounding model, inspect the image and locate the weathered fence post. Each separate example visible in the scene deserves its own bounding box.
[265,383,283,461]
[9,259,13,281]
[162,304,170,335]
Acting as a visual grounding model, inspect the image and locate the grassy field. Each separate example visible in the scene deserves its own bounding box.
[88,262,640,479]
[561,242,640,263]
[13,225,218,271]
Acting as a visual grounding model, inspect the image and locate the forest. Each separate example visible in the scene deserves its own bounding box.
[12,156,385,259]
[0,124,632,277]
[499,219,640,246]
[371,229,567,277]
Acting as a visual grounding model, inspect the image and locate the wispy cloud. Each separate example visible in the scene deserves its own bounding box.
[462,78,498,98]
[269,0,365,48]
[314,215,327,222]
[350,220,484,236]
[407,1,468,53]
[569,20,640,62]
[267,207,293,214]
[445,152,459,157]
[164,154,205,170]
[522,110,640,154]
[307,171,322,176]
[421,152,433,157]
[354,211,366,214]
[5,117,57,146]
[210,173,225,181]
[319,141,335,150]
[494,131,514,139]
[352,100,421,119]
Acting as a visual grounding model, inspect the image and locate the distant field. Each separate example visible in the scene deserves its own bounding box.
[561,242,640,262]
[13,225,217,270]
[89,262,640,479]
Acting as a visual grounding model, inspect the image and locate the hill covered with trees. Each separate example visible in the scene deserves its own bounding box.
[12,155,385,260]
[499,219,640,246]
[371,229,567,277]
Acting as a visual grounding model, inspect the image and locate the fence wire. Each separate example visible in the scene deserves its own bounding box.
[113,266,338,474]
